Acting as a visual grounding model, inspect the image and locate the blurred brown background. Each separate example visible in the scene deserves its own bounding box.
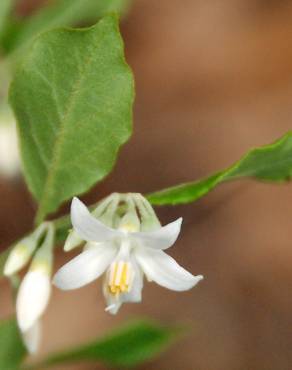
[1,0,292,369]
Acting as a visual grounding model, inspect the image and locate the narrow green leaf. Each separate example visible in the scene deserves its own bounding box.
[35,319,179,369]
[147,132,292,205]
[9,15,134,223]
[7,0,131,55]
[0,318,26,370]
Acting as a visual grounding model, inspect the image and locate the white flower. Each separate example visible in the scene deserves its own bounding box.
[16,269,51,332]
[53,195,203,314]
[11,222,55,353]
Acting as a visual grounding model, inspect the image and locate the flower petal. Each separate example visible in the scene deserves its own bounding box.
[71,197,122,242]
[16,271,51,332]
[64,230,84,252]
[135,248,203,291]
[132,218,183,250]
[22,320,41,354]
[122,259,143,303]
[103,259,143,315]
[53,244,116,290]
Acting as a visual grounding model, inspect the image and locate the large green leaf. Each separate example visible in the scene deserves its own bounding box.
[7,0,131,55]
[0,318,26,370]
[32,319,179,369]
[9,15,134,223]
[147,132,292,205]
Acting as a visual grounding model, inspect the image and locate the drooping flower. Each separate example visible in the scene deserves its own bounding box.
[4,222,55,353]
[53,194,203,314]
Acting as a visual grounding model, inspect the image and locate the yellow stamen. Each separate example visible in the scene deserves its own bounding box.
[108,261,131,295]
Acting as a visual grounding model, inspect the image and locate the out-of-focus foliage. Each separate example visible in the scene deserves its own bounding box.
[0,0,13,41]
[34,319,179,369]
[2,0,131,56]
[9,15,134,223]
[0,318,179,369]
[0,318,26,370]
[147,132,292,205]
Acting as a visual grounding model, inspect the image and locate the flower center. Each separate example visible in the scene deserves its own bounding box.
[108,261,133,295]
[119,222,139,233]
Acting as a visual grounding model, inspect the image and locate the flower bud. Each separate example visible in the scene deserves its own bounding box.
[16,270,51,332]
[16,223,55,333]
[4,223,48,276]
[4,240,35,277]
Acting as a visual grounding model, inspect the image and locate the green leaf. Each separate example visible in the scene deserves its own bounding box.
[0,0,13,39]
[0,318,26,370]
[147,132,292,205]
[9,15,134,223]
[7,0,131,55]
[34,319,179,369]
